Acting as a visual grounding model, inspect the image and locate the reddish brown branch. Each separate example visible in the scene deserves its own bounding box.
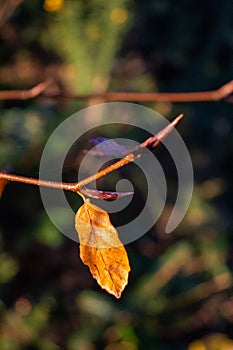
[0,81,232,102]
[41,81,233,103]
[73,114,183,190]
[0,80,51,100]
[0,114,183,194]
[0,173,75,191]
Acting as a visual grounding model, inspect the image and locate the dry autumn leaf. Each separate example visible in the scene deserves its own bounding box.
[75,199,130,298]
[87,137,133,157]
[0,178,8,198]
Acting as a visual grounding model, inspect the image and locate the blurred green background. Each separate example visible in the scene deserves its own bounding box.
[0,0,233,349]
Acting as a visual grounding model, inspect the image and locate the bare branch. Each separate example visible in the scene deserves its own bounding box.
[0,172,75,191]
[0,81,232,103]
[0,114,183,194]
[40,81,233,103]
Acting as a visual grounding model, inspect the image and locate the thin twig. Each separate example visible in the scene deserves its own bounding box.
[73,114,183,191]
[0,80,52,100]
[0,173,75,191]
[0,114,183,194]
[0,81,232,102]
[41,80,233,103]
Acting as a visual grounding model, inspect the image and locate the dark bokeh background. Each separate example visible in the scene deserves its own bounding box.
[0,1,233,349]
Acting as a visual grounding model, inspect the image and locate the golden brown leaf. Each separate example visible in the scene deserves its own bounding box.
[75,199,130,298]
[0,178,8,198]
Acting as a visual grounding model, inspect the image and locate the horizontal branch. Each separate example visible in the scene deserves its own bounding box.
[0,173,75,191]
[0,80,232,102]
[0,175,132,200]
[0,114,183,195]
[42,80,233,102]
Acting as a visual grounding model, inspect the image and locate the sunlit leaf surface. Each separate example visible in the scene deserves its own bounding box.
[75,199,130,298]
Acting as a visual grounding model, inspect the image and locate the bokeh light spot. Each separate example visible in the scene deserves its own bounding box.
[14,297,32,316]
[110,8,128,24]
[188,340,207,350]
[43,0,64,12]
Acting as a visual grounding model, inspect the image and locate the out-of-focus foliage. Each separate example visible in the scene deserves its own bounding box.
[41,0,130,92]
[0,0,233,349]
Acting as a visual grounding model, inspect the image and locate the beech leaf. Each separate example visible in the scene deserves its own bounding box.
[0,178,8,198]
[88,137,133,157]
[75,199,130,298]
